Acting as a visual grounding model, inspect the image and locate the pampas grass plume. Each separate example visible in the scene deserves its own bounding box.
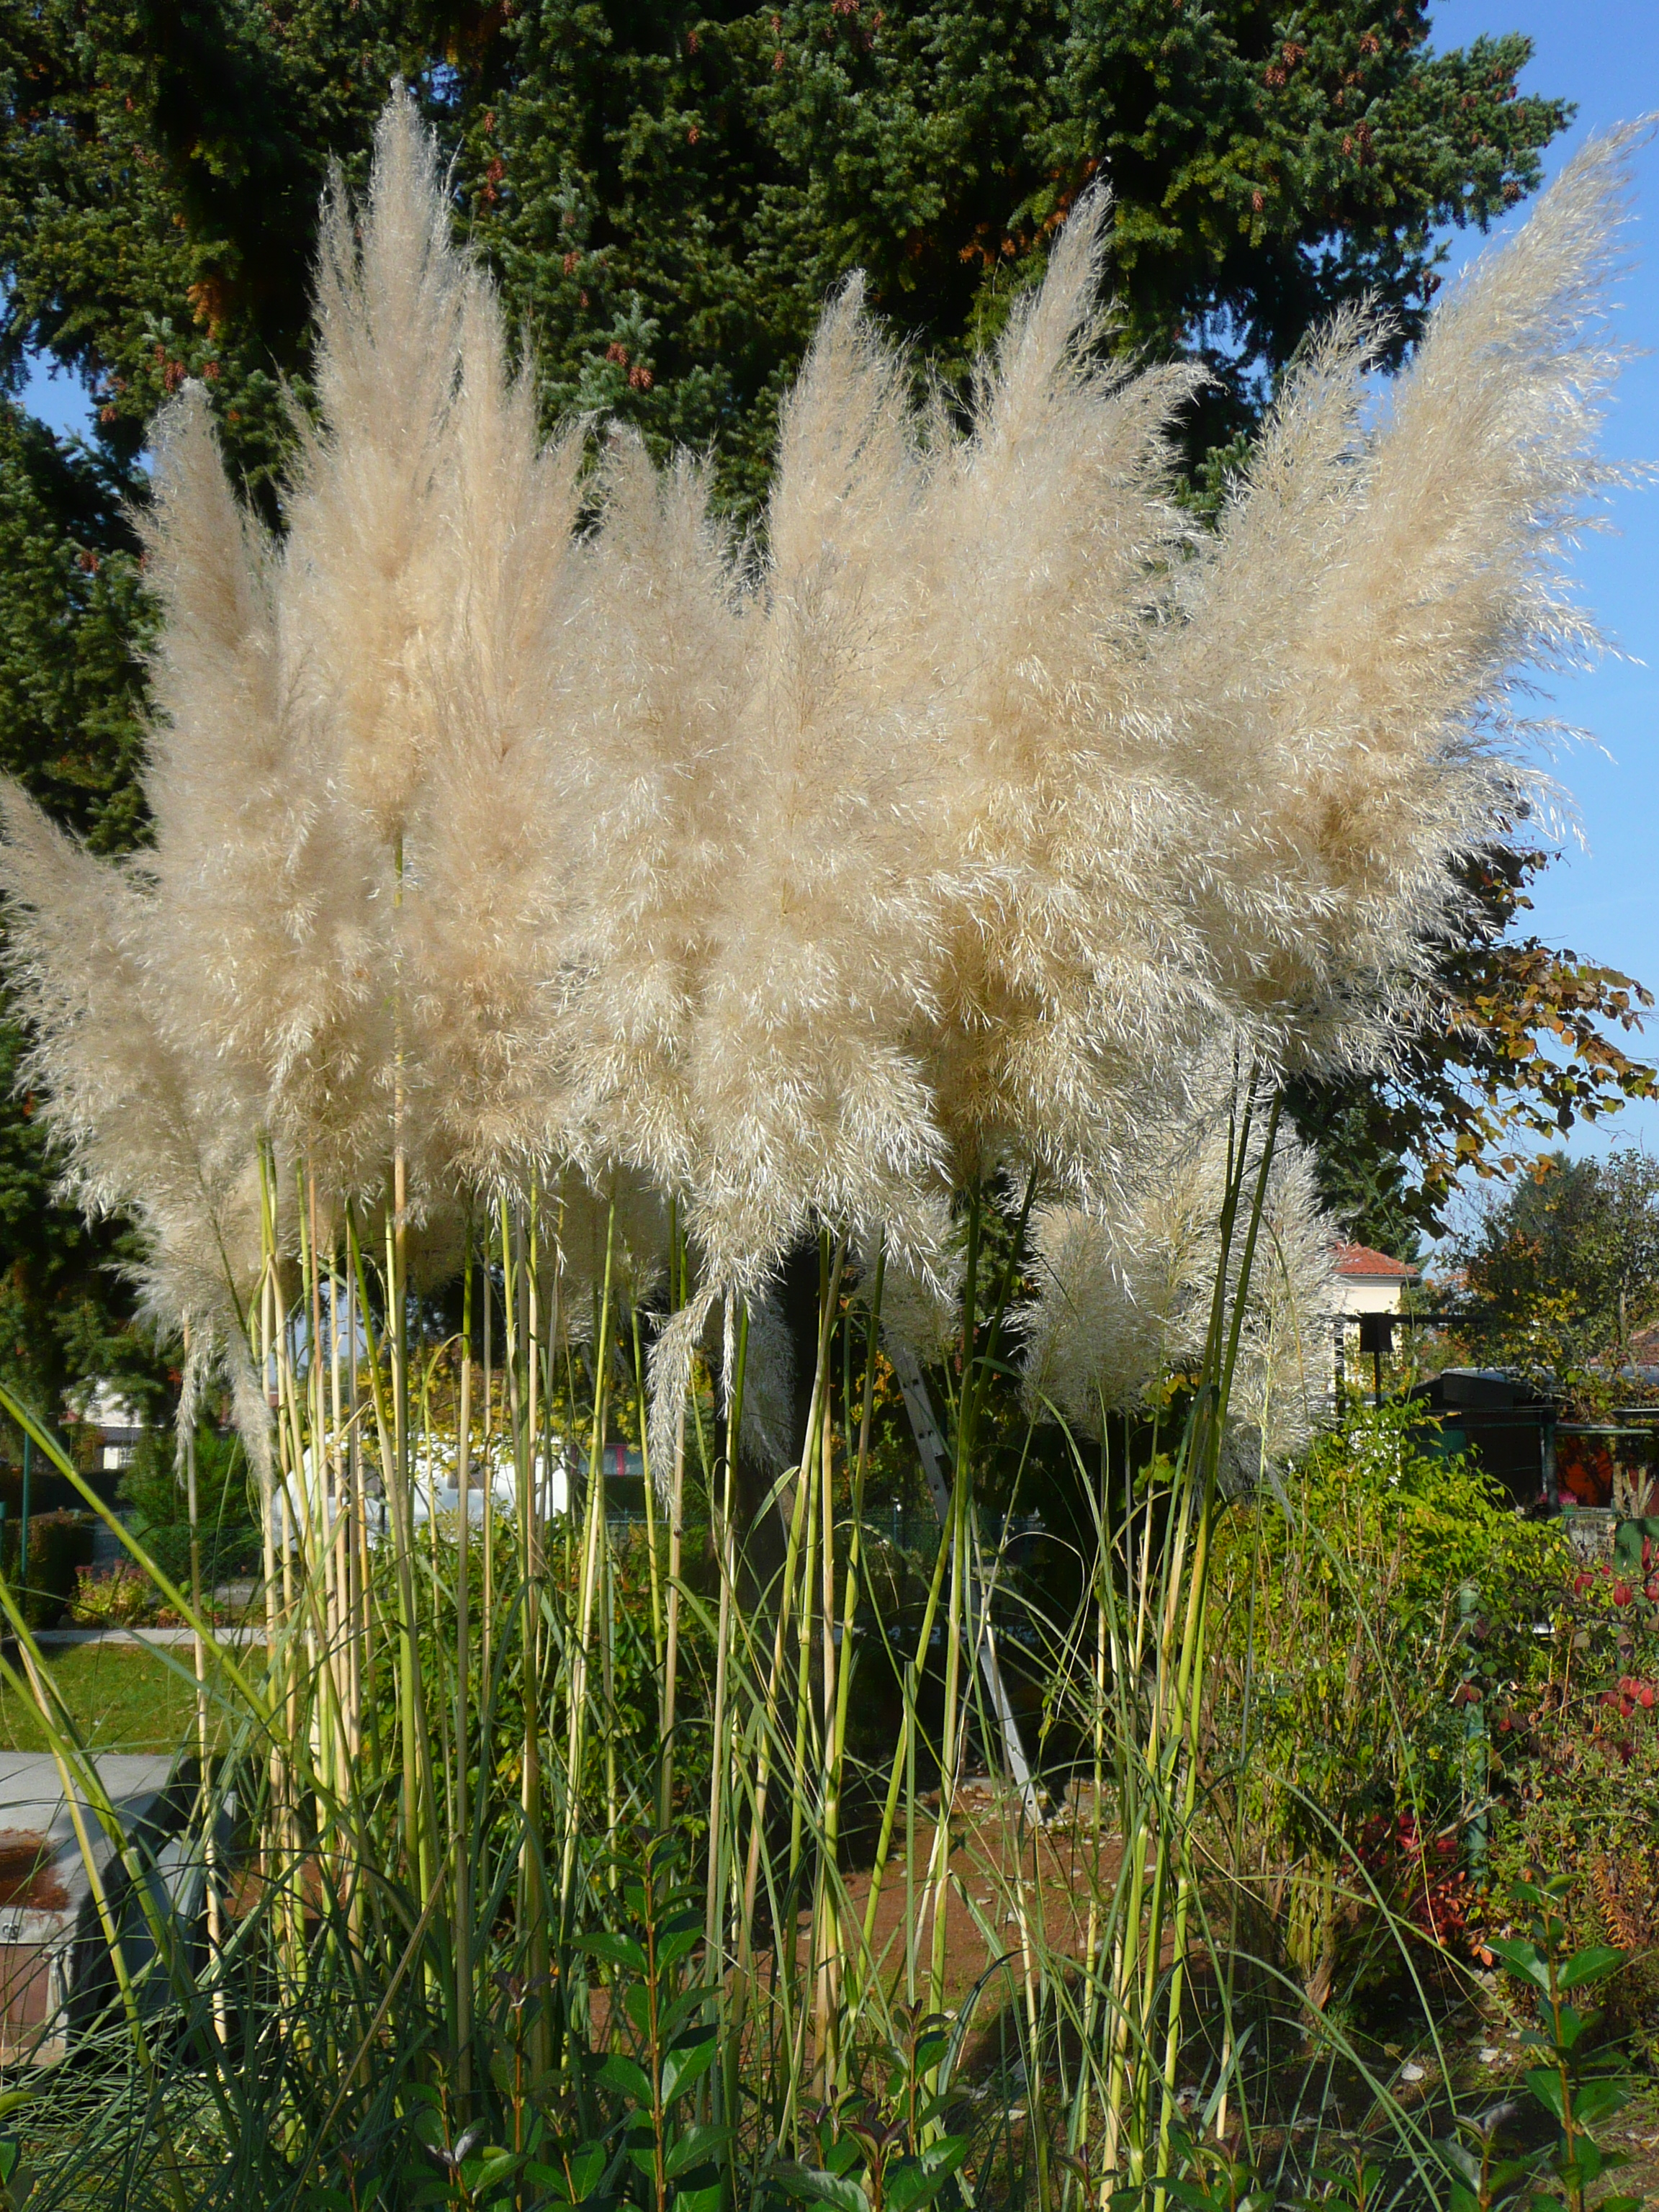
[0,91,1645,1431]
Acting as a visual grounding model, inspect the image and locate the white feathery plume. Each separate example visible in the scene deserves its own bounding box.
[647,1285,719,1479]
[1017,1124,1220,1431]
[558,435,749,1198]
[132,96,478,1209]
[913,193,1219,1188]
[866,1235,964,1370]
[727,1290,799,1478]
[130,379,390,1209]
[550,1164,671,1326]
[1156,125,1645,1080]
[681,282,953,1296]
[400,269,588,1188]
[1227,1141,1339,1468]
[222,94,476,1202]
[285,97,467,853]
[129,383,305,1143]
[0,791,262,1361]
[1015,1070,1336,1458]
[0,94,1646,1498]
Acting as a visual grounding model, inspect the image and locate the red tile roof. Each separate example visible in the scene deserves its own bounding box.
[1334,1242,1421,1281]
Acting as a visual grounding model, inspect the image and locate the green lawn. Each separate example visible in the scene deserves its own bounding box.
[0,1645,207,1755]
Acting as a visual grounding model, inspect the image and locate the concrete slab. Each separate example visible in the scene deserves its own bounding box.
[0,1752,181,2065]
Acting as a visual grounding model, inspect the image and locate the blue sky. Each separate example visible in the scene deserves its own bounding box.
[19,6,1659,1178]
[1429,0,1659,1174]
[20,352,91,442]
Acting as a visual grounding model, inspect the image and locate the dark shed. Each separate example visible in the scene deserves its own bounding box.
[1406,1368,1556,1509]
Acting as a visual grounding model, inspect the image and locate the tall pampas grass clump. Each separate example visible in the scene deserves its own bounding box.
[1,102,1637,1337]
[0,91,1647,2211]
[1017,1076,1337,1462]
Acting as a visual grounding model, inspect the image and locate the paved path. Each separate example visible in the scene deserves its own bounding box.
[32,1626,266,1647]
[0,1751,184,2064]
[0,1748,176,1835]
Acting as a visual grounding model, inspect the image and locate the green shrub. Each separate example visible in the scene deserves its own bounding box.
[68,1560,158,1628]
[1485,1530,1659,2054]
[0,1510,95,1628]
[136,1520,263,1593]
[117,1423,254,1537]
[114,1422,261,1606]
[367,1508,718,1842]
[1207,1403,1571,2009]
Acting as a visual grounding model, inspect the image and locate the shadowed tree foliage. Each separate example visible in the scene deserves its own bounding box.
[0,0,1648,1386]
[0,400,159,1423]
[1287,849,1656,1258]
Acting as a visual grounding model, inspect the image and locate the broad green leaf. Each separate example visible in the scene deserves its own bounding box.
[1166,2183,1225,2212]
[1487,1938,1552,1993]
[885,2164,950,2212]
[1558,1944,1625,1990]
[1523,2068,1566,2122]
[770,2159,871,2212]
[662,2032,720,2104]
[674,2183,727,2212]
[659,1988,714,2043]
[526,2144,613,2203]
[1570,2077,1630,2128]
[575,1932,649,1975]
[568,2146,611,2197]
[664,2123,734,2179]
[920,2136,966,2175]
[595,2053,654,2108]
[1570,2137,1612,2185]
[1557,2152,1599,2195]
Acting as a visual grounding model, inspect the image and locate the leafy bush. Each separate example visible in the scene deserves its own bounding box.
[1456,1876,1645,2212]
[1486,1534,1659,2054]
[1207,1404,1570,2008]
[367,1507,717,1842]
[69,1561,158,1628]
[117,1423,254,1535]
[1442,1148,1659,1416]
